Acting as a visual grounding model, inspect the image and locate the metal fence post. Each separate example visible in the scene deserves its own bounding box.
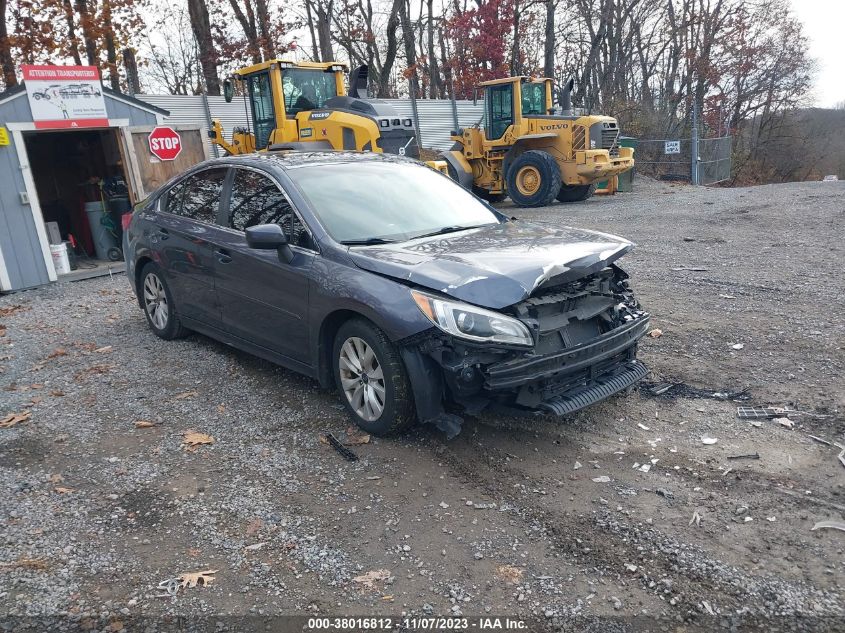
[408,75,423,149]
[201,92,219,158]
[691,101,699,185]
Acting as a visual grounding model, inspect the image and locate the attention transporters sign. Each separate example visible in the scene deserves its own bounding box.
[22,65,108,129]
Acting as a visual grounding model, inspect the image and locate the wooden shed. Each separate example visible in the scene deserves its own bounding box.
[0,78,209,292]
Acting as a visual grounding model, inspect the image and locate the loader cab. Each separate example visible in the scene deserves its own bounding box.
[231,60,348,150]
[481,77,555,141]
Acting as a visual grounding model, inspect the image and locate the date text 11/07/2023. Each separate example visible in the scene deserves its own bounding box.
[306,617,528,630]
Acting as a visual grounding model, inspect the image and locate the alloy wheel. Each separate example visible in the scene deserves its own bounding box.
[143,272,169,330]
[339,336,385,422]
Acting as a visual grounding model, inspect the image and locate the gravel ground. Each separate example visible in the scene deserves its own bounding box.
[1,178,843,632]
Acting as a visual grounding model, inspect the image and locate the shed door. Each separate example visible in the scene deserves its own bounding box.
[123,125,209,199]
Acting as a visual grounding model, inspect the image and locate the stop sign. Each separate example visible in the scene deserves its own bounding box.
[148,126,182,161]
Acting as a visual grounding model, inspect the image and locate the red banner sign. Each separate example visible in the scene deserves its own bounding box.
[22,64,108,129]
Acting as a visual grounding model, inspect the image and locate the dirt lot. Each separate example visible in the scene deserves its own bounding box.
[1,178,843,632]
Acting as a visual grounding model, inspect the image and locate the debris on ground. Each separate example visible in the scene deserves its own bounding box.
[689,509,702,526]
[573,461,582,470]
[322,433,359,461]
[352,569,390,590]
[701,436,718,445]
[495,565,524,584]
[174,391,199,400]
[637,423,650,431]
[670,267,708,271]
[0,410,31,428]
[343,426,371,446]
[0,557,48,570]
[731,343,745,350]
[179,569,218,588]
[182,430,215,449]
[727,452,760,460]
[134,420,158,428]
[648,328,663,338]
[592,476,611,483]
[775,417,794,429]
[737,406,788,419]
[811,520,845,533]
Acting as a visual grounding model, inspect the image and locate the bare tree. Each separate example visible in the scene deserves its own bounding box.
[186,0,221,94]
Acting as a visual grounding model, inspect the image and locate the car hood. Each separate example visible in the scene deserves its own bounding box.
[347,220,634,309]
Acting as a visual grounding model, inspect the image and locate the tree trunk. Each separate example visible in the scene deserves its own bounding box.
[314,0,334,62]
[399,0,418,97]
[102,0,120,91]
[62,0,83,65]
[376,0,403,96]
[122,48,140,94]
[304,1,320,61]
[543,0,555,79]
[426,0,440,98]
[255,0,275,60]
[0,0,17,87]
[228,0,261,63]
[511,1,521,76]
[187,0,221,95]
[74,0,98,66]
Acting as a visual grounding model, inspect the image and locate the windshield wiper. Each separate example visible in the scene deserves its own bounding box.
[339,237,397,246]
[411,225,486,240]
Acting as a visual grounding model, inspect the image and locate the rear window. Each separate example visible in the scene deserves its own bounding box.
[164,168,227,224]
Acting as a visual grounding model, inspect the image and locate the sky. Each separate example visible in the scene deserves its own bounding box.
[790,0,845,107]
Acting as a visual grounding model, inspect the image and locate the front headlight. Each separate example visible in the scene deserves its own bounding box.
[411,290,533,347]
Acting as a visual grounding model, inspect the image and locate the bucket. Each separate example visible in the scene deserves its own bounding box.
[50,242,71,275]
[84,201,119,261]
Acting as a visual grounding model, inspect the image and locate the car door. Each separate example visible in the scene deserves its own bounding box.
[213,166,316,364]
[153,167,228,327]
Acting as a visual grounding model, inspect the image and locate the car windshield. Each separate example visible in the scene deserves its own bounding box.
[287,161,503,244]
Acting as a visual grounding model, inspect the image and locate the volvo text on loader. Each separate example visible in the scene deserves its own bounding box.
[439,77,634,207]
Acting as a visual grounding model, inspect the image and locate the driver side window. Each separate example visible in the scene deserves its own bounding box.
[228,169,314,250]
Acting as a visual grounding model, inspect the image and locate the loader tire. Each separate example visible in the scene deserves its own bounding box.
[556,183,597,203]
[506,150,561,207]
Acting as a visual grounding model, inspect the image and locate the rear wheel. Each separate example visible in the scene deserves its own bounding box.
[333,319,416,436]
[140,262,188,340]
[505,150,562,207]
[556,183,597,203]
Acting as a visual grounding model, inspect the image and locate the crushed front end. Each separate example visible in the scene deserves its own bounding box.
[402,265,649,435]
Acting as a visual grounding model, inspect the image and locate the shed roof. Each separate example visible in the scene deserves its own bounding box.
[0,83,170,116]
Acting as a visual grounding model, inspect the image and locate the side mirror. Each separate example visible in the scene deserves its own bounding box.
[223,78,234,103]
[245,223,286,248]
[245,224,294,263]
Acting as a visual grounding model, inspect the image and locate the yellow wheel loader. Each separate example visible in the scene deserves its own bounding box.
[209,61,425,161]
[439,77,634,207]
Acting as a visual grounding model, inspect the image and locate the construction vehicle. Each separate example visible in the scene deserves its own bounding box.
[210,60,422,160]
[439,77,634,207]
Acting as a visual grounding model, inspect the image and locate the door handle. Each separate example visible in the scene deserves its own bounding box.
[214,248,232,264]
[157,228,169,240]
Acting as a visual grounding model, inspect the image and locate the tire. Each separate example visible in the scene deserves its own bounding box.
[556,183,597,203]
[505,150,562,207]
[332,319,416,436]
[107,246,123,262]
[139,262,188,340]
[473,186,507,203]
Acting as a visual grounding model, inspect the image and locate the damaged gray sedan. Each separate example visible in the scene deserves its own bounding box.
[125,151,649,438]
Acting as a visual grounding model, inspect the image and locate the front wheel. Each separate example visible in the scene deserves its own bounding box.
[556,183,596,203]
[505,150,562,207]
[333,319,416,436]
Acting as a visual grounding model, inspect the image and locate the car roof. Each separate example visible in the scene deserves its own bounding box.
[214,150,420,171]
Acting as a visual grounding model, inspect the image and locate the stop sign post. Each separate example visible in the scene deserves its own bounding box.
[148,126,182,161]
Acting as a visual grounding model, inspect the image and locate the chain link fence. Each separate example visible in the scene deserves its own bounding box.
[633,135,731,185]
